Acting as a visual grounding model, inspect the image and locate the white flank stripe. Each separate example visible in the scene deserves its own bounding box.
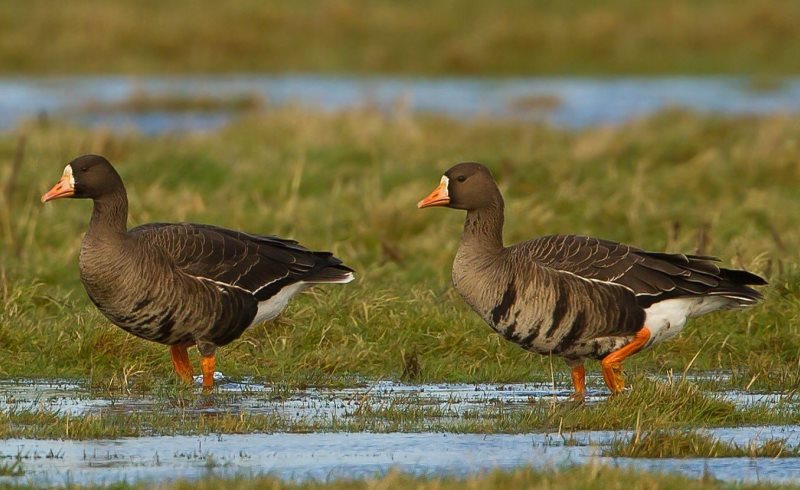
[194,276,254,295]
[555,268,636,295]
[253,273,290,296]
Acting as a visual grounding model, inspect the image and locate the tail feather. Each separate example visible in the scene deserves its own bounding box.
[707,267,767,307]
[307,266,355,284]
[719,267,768,286]
[307,252,355,284]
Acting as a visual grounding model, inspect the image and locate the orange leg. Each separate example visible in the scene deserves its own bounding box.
[569,364,586,401]
[601,327,651,395]
[170,344,194,384]
[200,354,216,393]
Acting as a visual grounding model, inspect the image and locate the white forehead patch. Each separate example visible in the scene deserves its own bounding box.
[440,175,450,196]
[63,165,75,186]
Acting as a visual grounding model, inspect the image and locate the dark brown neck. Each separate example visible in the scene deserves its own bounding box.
[462,198,505,253]
[87,189,129,238]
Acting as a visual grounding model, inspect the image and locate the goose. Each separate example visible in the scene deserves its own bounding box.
[418,162,766,399]
[41,154,354,391]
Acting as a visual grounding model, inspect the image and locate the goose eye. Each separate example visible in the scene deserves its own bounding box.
[456,175,466,183]
[80,167,88,173]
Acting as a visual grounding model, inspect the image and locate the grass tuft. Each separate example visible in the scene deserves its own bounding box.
[0,460,24,476]
[153,465,791,489]
[606,430,800,458]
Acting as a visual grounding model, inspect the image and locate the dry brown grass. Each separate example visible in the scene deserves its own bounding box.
[161,465,789,490]
[2,1,800,74]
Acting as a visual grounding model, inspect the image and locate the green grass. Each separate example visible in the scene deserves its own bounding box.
[1,108,799,412]
[606,430,800,458]
[34,466,792,490]
[0,460,23,477]
[1,376,794,439]
[3,1,800,75]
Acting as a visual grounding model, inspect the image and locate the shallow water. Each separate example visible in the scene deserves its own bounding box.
[2,76,800,133]
[2,429,800,487]
[0,378,607,420]
[2,378,797,486]
[0,376,781,420]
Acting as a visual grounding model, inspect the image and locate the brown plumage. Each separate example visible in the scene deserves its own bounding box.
[42,154,354,391]
[418,162,766,399]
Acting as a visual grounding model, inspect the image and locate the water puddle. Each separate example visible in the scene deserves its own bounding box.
[1,376,782,420]
[3,76,800,133]
[2,378,797,486]
[1,428,800,487]
[0,378,605,420]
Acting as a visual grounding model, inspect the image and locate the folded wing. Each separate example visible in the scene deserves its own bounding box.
[130,223,354,301]
[521,235,765,308]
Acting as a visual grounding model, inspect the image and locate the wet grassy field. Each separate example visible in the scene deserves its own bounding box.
[87,466,800,490]
[1,108,800,485]
[5,3,800,486]
[3,0,800,75]
[0,377,794,439]
[2,463,791,490]
[2,108,798,389]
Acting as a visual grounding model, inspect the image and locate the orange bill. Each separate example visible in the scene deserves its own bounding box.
[417,176,450,208]
[41,166,75,202]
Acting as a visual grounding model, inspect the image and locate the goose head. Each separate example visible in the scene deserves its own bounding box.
[41,154,124,202]
[417,162,500,211]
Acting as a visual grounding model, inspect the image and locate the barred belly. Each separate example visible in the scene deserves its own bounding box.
[480,271,646,361]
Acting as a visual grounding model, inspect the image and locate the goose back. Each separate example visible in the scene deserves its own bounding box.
[516,235,766,308]
[130,223,353,300]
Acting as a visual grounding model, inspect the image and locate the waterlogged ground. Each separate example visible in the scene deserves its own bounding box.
[3,429,800,487]
[1,378,799,487]
[4,76,800,133]
[0,376,786,420]
[3,76,800,488]
[1,377,609,419]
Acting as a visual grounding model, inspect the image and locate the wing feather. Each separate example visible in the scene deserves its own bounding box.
[130,223,353,298]
[520,234,765,307]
